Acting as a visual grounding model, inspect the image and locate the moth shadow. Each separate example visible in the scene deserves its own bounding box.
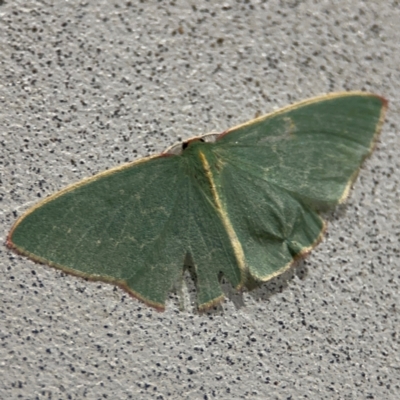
[326,202,350,220]
[246,259,309,304]
[172,253,310,315]
[170,254,246,316]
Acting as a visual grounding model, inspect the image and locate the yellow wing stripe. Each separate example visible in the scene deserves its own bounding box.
[198,151,247,288]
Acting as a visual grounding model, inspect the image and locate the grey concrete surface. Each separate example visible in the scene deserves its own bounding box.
[1,1,399,399]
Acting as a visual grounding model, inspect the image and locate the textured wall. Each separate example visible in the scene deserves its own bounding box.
[1,1,399,399]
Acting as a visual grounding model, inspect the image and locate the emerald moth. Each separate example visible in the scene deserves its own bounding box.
[7,92,387,311]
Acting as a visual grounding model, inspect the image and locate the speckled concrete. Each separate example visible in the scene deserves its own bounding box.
[1,1,399,399]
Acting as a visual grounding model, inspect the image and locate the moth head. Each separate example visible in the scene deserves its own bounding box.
[163,132,220,155]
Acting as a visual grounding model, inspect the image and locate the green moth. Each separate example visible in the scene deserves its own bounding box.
[7,92,387,311]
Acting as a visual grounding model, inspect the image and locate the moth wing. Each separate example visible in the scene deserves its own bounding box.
[212,93,386,281]
[9,155,242,309]
[216,93,387,209]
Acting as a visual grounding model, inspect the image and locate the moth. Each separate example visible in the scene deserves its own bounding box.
[7,92,387,310]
